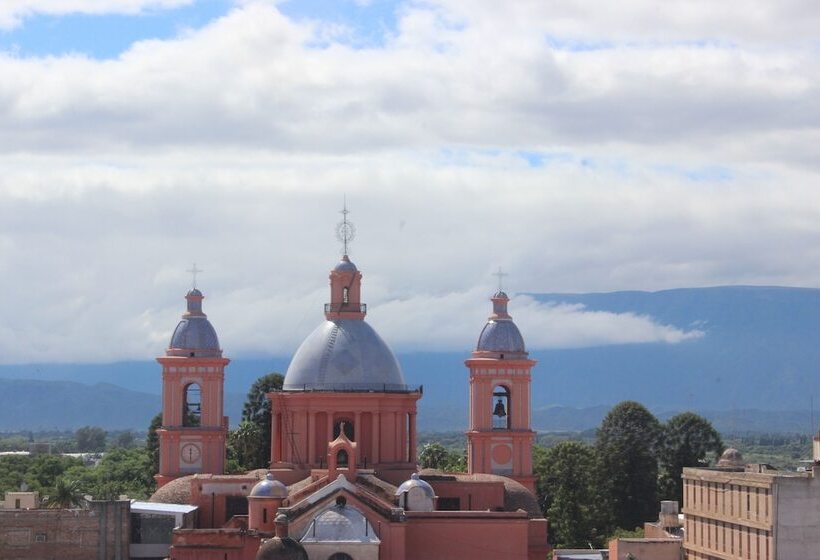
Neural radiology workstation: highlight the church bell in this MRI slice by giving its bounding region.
[493,398,507,418]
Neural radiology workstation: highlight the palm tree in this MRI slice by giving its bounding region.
[47,477,85,509]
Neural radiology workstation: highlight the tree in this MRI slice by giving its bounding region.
[228,421,264,472]
[47,477,85,509]
[659,412,723,502]
[75,426,106,452]
[241,373,284,469]
[596,401,661,532]
[114,431,135,449]
[419,442,449,469]
[145,412,162,478]
[535,441,603,548]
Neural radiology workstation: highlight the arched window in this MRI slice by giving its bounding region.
[329,554,353,560]
[492,385,510,429]
[333,420,355,441]
[343,287,350,304]
[183,383,201,427]
[337,449,349,468]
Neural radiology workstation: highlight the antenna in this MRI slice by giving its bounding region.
[187,263,202,290]
[335,197,356,256]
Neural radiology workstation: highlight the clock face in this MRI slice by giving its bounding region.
[180,443,201,464]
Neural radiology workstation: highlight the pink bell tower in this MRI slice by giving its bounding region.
[466,286,537,492]
[155,280,229,488]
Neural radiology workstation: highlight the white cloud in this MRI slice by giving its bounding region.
[0,2,815,363]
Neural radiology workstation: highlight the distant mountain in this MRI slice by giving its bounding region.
[1,286,820,433]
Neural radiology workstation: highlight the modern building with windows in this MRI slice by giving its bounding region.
[683,448,820,560]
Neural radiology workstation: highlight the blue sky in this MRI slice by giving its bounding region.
[0,0,402,58]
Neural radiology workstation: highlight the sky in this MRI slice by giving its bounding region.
[0,0,818,364]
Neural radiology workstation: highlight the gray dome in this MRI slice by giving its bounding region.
[334,256,358,272]
[250,473,288,499]
[167,289,221,358]
[395,473,435,498]
[284,319,405,391]
[169,317,220,356]
[476,320,526,353]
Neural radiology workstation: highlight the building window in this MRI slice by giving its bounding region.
[34,533,47,542]
[183,383,201,427]
[492,385,510,429]
[342,287,350,304]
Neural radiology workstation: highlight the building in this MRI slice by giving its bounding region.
[148,216,549,560]
[0,498,130,560]
[683,447,820,560]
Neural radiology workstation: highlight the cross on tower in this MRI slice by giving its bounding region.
[336,196,356,256]
[493,267,508,292]
[187,263,203,289]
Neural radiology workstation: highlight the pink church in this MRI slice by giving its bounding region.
[149,223,549,560]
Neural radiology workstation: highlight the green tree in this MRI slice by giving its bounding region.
[145,412,162,478]
[228,421,264,472]
[596,401,661,532]
[47,477,85,509]
[659,412,723,502]
[535,441,602,548]
[419,442,449,469]
[113,431,135,449]
[241,373,284,469]
[75,426,107,452]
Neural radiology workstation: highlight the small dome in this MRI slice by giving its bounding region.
[256,537,308,560]
[284,320,405,391]
[476,320,526,354]
[167,289,221,358]
[300,504,379,543]
[717,448,744,468]
[334,255,358,272]
[148,475,195,504]
[395,473,435,498]
[250,473,288,499]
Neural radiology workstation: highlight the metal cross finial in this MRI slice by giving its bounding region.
[335,196,356,256]
[187,263,202,289]
[493,267,508,292]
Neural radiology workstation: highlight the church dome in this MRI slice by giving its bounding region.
[334,255,358,272]
[250,473,288,499]
[477,320,526,353]
[167,289,222,358]
[475,291,527,356]
[284,320,405,391]
[256,537,308,560]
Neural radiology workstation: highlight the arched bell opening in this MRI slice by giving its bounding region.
[492,385,510,430]
[183,383,202,427]
[337,449,349,468]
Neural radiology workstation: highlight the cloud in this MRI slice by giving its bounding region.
[368,290,702,353]
[0,2,815,363]
[0,0,195,29]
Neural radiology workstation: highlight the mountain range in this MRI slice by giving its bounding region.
[2,286,819,434]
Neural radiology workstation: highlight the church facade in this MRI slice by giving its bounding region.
[149,230,549,560]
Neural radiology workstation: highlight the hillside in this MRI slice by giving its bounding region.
[1,286,820,433]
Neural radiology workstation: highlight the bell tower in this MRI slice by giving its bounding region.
[466,289,536,491]
[155,284,229,488]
